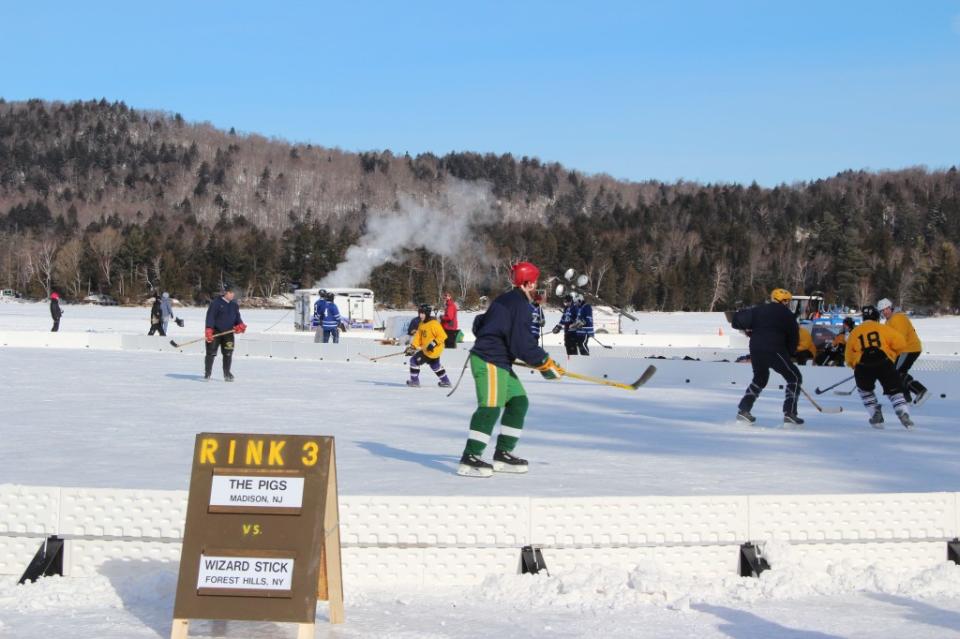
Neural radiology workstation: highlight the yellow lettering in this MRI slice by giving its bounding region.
[199,438,218,464]
[268,440,286,466]
[242,524,252,535]
[241,524,262,536]
[301,441,319,466]
[228,439,236,464]
[245,440,264,465]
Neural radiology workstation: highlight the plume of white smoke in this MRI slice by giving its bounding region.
[319,180,496,288]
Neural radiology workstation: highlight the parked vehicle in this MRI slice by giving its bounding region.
[83,293,118,306]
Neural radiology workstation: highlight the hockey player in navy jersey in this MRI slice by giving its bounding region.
[571,293,593,355]
[458,262,565,478]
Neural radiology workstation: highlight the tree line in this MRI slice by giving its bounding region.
[1,98,958,311]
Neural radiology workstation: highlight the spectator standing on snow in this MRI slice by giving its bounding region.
[440,292,459,348]
[733,288,804,426]
[50,292,62,332]
[148,295,165,336]
[204,285,246,381]
[160,292,176,334]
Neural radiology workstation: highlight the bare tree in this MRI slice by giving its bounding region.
[856,276,873,308]
[88,227,123,288]
[708,260,730,312]
[27,233,60,296]
[53,237,85,298]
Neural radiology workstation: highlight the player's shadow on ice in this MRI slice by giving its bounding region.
[866,592,960,634]
[692,603,843,638]
[357,440,459,474]
[165,373,208,382]
[357,379,413,388]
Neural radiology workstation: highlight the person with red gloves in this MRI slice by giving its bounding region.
[457,261,565,478]
[204,284,246,382]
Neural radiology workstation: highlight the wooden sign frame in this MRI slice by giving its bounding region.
[171,433,344,638]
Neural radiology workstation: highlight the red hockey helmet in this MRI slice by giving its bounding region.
[511,262,540,287]
[50,292,59,300]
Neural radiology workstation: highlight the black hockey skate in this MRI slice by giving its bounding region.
[736,409,756,424]
[869,407,884,429]
[457,453,493,478]
[493,449,529,474]
[438,379,452,388]
[783,413,805,427]
[224,372,235,382]
[406,379,420,387]
[897,411,914,429]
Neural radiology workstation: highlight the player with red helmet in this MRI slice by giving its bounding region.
[458,261,565,477]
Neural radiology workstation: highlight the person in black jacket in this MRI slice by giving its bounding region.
[458,262,565,478]
[50,292,62,332]
[204,285,247,381]
[148,295,165,336]
[735,288,804,426]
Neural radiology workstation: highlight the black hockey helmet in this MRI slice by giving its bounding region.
[842,317,855,330]
[861,305,880,322]
[324,291,335,301]
[418,303,432,318]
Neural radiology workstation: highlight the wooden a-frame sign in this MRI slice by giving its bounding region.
[171,433,344,639]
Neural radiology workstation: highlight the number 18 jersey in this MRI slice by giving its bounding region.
[845,320,907,368]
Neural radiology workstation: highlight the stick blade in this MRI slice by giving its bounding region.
[819,406,843,414]
[630,365,657,390]
[814,387,826,395]
[169,339,180,348]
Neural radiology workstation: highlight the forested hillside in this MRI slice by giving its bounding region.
[1,98,958,311]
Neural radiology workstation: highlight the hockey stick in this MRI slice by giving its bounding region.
[518,363,656,391]
[363,350,408,362]
[169,329,234,349]
[814,374,854,395]
[800,387,843,413]
[590,335,613,350]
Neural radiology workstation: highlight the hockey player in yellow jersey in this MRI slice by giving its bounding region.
[404,304,452,387]
[877,297,928,405]
[845,305,912,429]
[795,326,817,365]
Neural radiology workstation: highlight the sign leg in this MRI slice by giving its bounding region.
[170,618,189,639]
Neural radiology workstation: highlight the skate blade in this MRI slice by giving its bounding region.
[870,422,885,429]
[736,416,757,426]
[782,422,805,430]
[457,464,493,478]
[493,461,529,474]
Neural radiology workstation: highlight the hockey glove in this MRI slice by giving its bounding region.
[404,345,417,356]
[535,357,565,380]
[205,327,214,343]
[569,320,585,331]
[427,340,438,351]
[233,322,247,334]
[551,324,562,334]
[339,321,348,332]
[175,317,185,327]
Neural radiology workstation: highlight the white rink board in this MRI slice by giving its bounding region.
[2,485,959,584]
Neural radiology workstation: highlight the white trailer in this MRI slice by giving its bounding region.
[294,287,375,330]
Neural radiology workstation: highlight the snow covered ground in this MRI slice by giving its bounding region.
[2,301,960,638]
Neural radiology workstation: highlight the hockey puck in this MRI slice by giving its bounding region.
[779,385,783,390]
[941,393,947,398]
[685,379,690,383]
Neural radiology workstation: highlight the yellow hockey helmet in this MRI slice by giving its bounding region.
[770,288,792,303]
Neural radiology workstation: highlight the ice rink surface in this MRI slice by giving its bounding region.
[2,302,960,638]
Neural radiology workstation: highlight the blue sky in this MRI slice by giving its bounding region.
[2,1,959,186]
